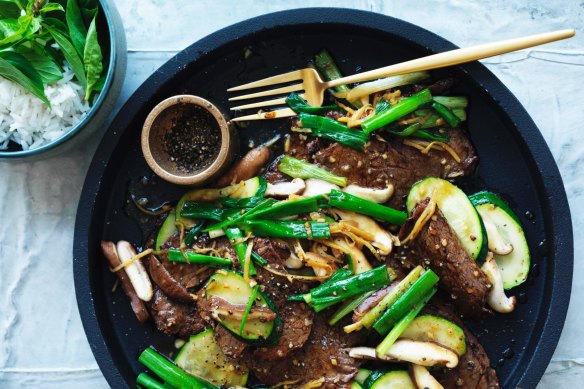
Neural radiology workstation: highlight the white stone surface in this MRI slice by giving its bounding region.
[0,0,582,387]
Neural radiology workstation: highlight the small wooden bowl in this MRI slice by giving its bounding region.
[141,95,237,186]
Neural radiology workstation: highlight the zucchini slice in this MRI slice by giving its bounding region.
[204,270,277,341]
[469,191,530,289]
[175,329,249,387]
[366,370,416,389]
[406,177,488,263]
[354,368,372,385]
[155,212,176,250]
[399,314,466,356]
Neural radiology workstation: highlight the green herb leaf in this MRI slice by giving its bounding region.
[44,23,86,88]
[0,15,31,49]
[17,43,63,83]
[83,13,102,100]
[0,18,20,39]
[78,0,98,27]
[0,55,49,105]
[0,2,21,19]
[66,0,87,57]
[43,17,68,34]
[41,3,64,13]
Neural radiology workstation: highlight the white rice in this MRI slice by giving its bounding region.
[0,63,90,151]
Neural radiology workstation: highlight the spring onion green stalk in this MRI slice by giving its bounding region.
[432,101,461,128]
[240,285,260,335]
[286,92,340,115]
[138,347,217,389]
[290,266,393,311]
[288,268,353,302]
[386,122,422,138]
[184,222,204,247]
[433,96,468,109]
[373,269,439,335]
[328,189,407,225]
[346,71,431,102]
[415,129,450,142]
[314,49,350,94]
[375,288,437,355]
[244,220,330,239]
[180,202,240,221]
[248,195,328,220]
[375,98,391,114]
[360,266,424,329]
[278,155,347,187]
[167,249,233,268]
[219,177,268,208]
[251,252,267,266]
[203,198,277,231]
[298,113,369,150]
[361,89,433,134]
[225,227,256,275]
[137,373,166,389]
[328,290,375,325]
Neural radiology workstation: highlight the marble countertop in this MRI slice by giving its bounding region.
[1,1,582,388]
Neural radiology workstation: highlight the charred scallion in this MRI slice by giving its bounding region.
[299,113,368,150]
[247,195,328,220]
[286,92,340,115]
[361,89,433,134]
[328,189,407,225]
[225,227,256,275]
[244,219,331,239]
[432,101,461,128]
[167,249,233,268]
[180,202,240,221]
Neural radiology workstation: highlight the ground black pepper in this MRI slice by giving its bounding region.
[165,104,220,173]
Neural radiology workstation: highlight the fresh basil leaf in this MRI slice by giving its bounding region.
[0,2,21,19]
[0,19,20,39]
[0,55,49,105]
[41,3,64,13]
[43,17,68,34]
[7,0,25,10]
[83,13,102,100]
[66,0,86,57]
[0,15,31,49]
[44,23,86,88]
[17,43,63,83]
[78,0,98,27]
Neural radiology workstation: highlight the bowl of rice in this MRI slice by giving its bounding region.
[0,0,126,160]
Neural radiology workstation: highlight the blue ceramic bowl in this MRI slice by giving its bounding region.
[0,0,127,161]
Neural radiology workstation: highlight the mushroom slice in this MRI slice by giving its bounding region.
[284,250,304,269]
[349,340,459,368]
[266,178,306,198]
[482,214,514,255]
[302,178,340,197]
[336,210,394,255]
[410,364,444,389]
[333,237,372,274]
[343,184,394,204]
[482,252,517,313]
[116,241,153,302]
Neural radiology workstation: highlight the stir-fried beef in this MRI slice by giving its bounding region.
[268,132,477,208]
[147,255,193,303]
[399,198,491,318]
[214,324,247,359]
[253,301,314,361]
[148,288,206,338]
[245,315,362,388]
[158,233,224,290]
[423,301,500,389]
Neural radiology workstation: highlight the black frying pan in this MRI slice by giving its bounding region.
[73,8,573,389]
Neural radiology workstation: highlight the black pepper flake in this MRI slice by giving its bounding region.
[165,104,221,173]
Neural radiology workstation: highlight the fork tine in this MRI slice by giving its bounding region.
[228,84,303,102]
[230,94,305,111]
[227,70,303,92]
[231,108,296,122]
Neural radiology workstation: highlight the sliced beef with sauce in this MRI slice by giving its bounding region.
[398,198,491,318]
[214,324,247,359]
[245,314,362,388]
[423,301,500,389]
[253,301,314,361]
[148,288,207,338]
[269,131,477,208]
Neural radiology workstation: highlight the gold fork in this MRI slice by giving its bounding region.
[228,29,574,121]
